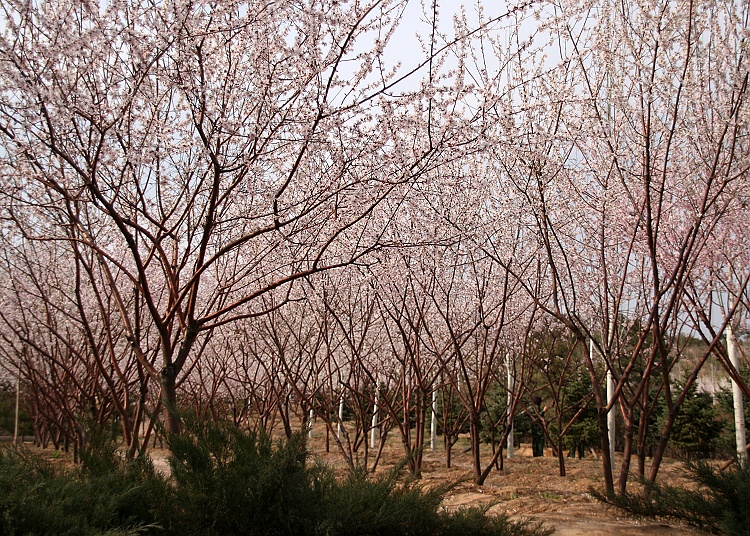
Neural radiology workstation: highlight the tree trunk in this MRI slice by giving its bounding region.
[648,409,678,485]
[160,366,181,436]
[557,437,566,477]
[412,404,426,477]
[470,410,482,484]
[597,407,615,497]
[636,382,650,478]
[618,411,634,493]
[476,423,512,485]
[445,434,456,468]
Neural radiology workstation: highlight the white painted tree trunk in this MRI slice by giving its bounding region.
[606,321,616,465]
[370,388,379,449]
[591,337,616,464]
[308,408,314,439]
[507,353,514,459]
[337,395,344,440]
[727,323,748,466]
[430,389,438,451]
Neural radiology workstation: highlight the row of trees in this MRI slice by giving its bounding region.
[0,0,749,497]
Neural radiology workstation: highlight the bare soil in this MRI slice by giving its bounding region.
[303,426,706,536]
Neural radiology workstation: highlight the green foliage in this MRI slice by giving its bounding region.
[593,460,750,535]
[0,445,167,536]
[480,382,507,446]
[439,507,551,536]
[0,381,32,437]
[437,385,470,438]
[166,420,326,535]
[319,462,446,536]
[0,420,551,536]
[512,409,533,444]
[716,363,750,456]
[319,463,552,536]
[554,372,598,458]
[665,385,725,458]
[166,420,547,536]
[79,421,129,476]
[633,382,666,458]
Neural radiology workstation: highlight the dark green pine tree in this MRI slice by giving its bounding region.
[667,384,725,459]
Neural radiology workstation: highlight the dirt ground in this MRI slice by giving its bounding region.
[424,451,702,536]
[301,425,706,536]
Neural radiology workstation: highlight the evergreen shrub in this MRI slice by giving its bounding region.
[0,445,166,536]
[0,420,552,536]
[593,460,750,535]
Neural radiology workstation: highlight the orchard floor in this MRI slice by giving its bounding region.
[299,425,706,536]
[422,451,702,535]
